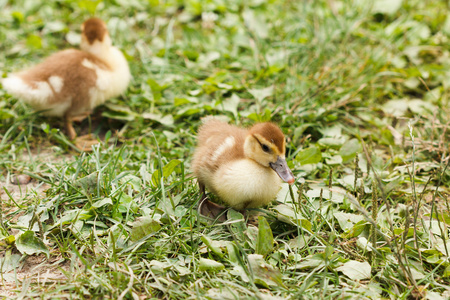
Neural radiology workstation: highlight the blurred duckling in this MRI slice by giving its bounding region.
[192,119,295,219]
[2,17,131,150]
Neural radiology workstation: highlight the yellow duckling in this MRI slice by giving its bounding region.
[192,119,295,214]
[2,18,131,147]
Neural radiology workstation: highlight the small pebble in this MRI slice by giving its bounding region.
[11,174,32,185]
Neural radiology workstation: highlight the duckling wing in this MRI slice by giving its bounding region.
[193,120,247,172]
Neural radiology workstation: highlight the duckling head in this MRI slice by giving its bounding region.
[80,18,111,56]
[244,123,295,185]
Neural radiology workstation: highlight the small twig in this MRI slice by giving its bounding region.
[289,185,297,209]
[371,180,378,264]
[319,188,323,211]
[297,183,304,206]
[0,195,5,232]
[353,155,359,197]
[328,169,333,201]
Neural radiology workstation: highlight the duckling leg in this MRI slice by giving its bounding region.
[199,199,228,223]
[197,183,227,222]
[65,115,78,141]
[199,183,207,201]
[65,112,99,151]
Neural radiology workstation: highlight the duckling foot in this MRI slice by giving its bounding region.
[198,199,228,223]
[242,209,262,226]
[75,134,99,151]
[65,112,92,140]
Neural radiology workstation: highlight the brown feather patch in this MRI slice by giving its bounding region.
[249,123,285,154]
[82,18,107,44]
[18,49,111,116]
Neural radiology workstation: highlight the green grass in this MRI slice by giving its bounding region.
[1,0,450,299]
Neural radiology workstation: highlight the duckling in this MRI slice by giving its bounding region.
[192,119,295,216]
[2,17,131,149]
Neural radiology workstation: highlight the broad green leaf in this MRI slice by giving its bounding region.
[248,86,273,102]
[408,99,436,115]
[382,99,409,117]
[0,250,21,273]
[11,11,24,23]
[276,182,298,203]
[103,103,137,121]
[334,212,365,232]
[147,79,164,102]
[372,0,403,15]
[201,235,224,258]
[288,235,309,250]
[5,235,15,245]
[336,260,371,280]
[246,108,272,122]
[142,113,174,126]
[342,220,368,238]
[149,260,171,274]
[174,97,196,106]
[0,225,8,240]
[78,0,101,14]
[15,231,49,258]
[256,216,273,256]
[75,172,98,192]
[242,9,268,39]
[117,194,138,214]
[230,265,250,282]
[162,159,181,178]
[227,210,246,241]
[356,237,373,252]
[248,254,285,288]
[443,265,450,278]
[325,155,343,165]
[120,174,142,192]
[296,146,322,165]
[324,245,334,259]
[273,204,312,231]
[151,170,161,187]
[221,94,240,118]
[92,198,113,209]
[130,216,161,242]
[26,34,42,49]
[43,21,66,33]
[444,15,450,36]
[0,108,16,120]
[183,50,199,61]
[207,288,239,299]
[339,139,361,162]
[199,258,225,272]
[318,137,346,147]
[66,31,80,45]
[245,226,258,250]
[152,160,181,186]
[288,254,325,270]
[226,242,240,265]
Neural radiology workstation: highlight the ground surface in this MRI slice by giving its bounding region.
[1,0,450,299]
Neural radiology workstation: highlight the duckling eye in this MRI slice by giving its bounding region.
[261,144,270,153]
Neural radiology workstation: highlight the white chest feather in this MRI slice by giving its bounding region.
[211,159,281,209]
[82,47,131,109]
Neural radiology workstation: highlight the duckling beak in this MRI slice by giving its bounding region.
[269,156,295,185]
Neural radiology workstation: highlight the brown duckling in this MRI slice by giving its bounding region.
[2,18,131,149]
[192,119,295,219]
